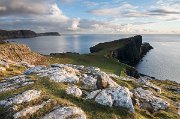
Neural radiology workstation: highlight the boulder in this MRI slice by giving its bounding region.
[133,88,169,112]
[88,86,134,112]
[66,86,82,97]
[96,75,108,89]
[81,76,97,89]
[95,72,119,88]
[49,71,79,84]
[41,106,86,119]
[95,90,113,107]
[86,90,101,99]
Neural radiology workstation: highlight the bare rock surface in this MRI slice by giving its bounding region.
[86,90,101,99]
[0,44,45,64]
[0,75,34,93]
[109,74,135,81]
[24,65,47,75]
[87,86,134,112]
[41,106,86,119]
[133,88,169,112]
[138,77,161,93]
[166,86,180,94]
[80,75,97,90]
[66,86,82,97]
[0,90,41,106]
[13,99,52,119]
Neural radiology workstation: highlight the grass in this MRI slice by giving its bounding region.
[0,42,179,118]
[45,53,132,76]
[0,61,180,119]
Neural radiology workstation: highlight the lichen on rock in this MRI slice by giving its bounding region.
[41,106,86,119]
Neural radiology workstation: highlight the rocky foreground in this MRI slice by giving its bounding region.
[0,58,179,119]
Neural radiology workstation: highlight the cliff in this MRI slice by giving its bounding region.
[0,43,45,64]
[90,35,153,65]
[0,30,37,40]
[0,30,60,40]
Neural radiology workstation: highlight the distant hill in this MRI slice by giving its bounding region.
[38,32,60,36]
[0,30,60,40]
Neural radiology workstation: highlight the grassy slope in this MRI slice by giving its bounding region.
[0,42,179,119]
[46,53,131,76]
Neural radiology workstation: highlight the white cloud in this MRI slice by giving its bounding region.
[68,18,80,31]
[87,4,137,16]
[87,0,180,21]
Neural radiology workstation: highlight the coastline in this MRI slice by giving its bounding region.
[0,35,179,119]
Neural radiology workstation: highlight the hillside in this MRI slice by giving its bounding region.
[0,30,60,40]
[0,37,179,119]
[0,43,45,64]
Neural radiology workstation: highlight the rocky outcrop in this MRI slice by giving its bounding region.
[0,75,34,93]
[41,106,86,119]
[13,99,52,119]
[88,86,134,112]
[140,42,153,58]
[66,86,82,97]
[0,43,45,64]
[90,35,153,65]
[132,88,169,112]
[138,76,161,93]
[0,90,41,106]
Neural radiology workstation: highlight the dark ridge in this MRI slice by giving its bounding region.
[0,29,60,40]
[90,35,153,66]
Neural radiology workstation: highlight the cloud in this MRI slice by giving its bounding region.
[59,0,76,4]
[0,0,71,32]
[0,0,179,34]
[0,0,54,16]
[87,4,137,16]
[87,0,180,21]
[68,18,80,31]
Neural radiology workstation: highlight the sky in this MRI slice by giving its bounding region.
[0,0,180,34]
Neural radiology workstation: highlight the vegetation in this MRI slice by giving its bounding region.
[0,43,179,119]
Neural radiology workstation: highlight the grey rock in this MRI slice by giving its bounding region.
[133,88,169,112]
[66,86,82,97]
[41,106,86,119]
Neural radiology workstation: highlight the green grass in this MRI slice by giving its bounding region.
[46,53,132,76]
[0,48,180,118]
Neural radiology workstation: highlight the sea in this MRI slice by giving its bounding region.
[6,34,180,83]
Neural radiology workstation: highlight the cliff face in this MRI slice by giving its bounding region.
[90,35,153,65]
[0,30,60,40]
[0,43,45,64]
[0,30,37,40]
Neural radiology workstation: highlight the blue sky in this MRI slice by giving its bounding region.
[0,0,180,34]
